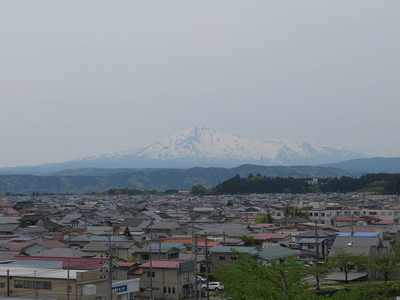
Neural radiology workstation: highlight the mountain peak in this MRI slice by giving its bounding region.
[81,127,367,168]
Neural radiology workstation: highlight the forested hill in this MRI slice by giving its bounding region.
[211,173,400,195]
[0,165,357,194]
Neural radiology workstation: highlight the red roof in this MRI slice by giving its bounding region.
[256,223,276,228]
[335,217,364,222]
[1,207,19,214]
[131,268,143,275]
[372,220,393,225]
[117,262,138,267]
[0,235,19,239]
[197,241,220,247]
[140,260,187,269]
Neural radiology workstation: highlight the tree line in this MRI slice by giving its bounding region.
[191,173,400,195]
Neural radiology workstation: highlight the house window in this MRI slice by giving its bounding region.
[0,283,5,288]
[15,280,52,290]
[321,213,325,217]
[231,257,237,260]
[141,254,149,260]
[381,212,386,216]
[276,212,281,217]
[219,256,226,261]
[164,287,166,293]
[168,287,171,293]
[184,272,189,279]
[388,212,393,216]
[168,253,178,259]
[173,287,175,293]
[146,271,155,278]
[369,212,377,216]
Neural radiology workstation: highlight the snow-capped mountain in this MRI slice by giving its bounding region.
[86,127,366,167]
[0,127,368,175]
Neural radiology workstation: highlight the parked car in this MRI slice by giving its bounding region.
[196,276,207,283]
[202,282,224,291]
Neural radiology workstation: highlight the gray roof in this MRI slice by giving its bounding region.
[121,218,148,227]
[0,250,22,261]
[0,224,20,232]
[32,248,95,258]
[297,238,326,244]
[209,246,258,254]
[296,230,338,239]
[329,236,382,256]
[139,220,181,230]
[259,246,299,261]
[82,241,139,252]
[135,246,179,254]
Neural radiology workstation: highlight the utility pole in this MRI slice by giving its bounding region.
[205,233,210,300]
[314,221,319,263]
[34,270,38,300]
[149,217,154,300]
[108,233,114,300]
[194,233,198,300]
[6,270,9,297]
[67,259,70,300]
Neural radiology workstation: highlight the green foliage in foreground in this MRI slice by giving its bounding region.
[217,253,312,300]
[215,250,400,300]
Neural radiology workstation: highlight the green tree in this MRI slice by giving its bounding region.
[266,211,274,223]
[19,216,27,228]
[238,235,255,246]
[369,251,398,284]
[254,214,267,224]
[123,226,132,239]
[191,184,207,195]
[330,247,367,282]
[306,261,334,290]
[217,252,313,300]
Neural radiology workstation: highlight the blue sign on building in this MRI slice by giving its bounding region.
[112,285,128,293]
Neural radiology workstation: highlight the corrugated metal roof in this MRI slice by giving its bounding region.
[139,260,185,269]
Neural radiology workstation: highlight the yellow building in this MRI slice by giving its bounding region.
[0,265,112,299]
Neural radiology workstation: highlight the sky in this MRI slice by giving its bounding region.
[1,1,399,168]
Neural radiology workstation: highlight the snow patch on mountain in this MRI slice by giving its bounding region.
[84,127,366,165]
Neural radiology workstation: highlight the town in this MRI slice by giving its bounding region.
[0,191,399,299]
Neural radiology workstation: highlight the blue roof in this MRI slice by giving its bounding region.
[338,232,379,237]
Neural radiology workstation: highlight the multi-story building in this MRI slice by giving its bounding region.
[137,260,195,300]
[0,264,110,299]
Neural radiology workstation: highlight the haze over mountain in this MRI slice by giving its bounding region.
[0,127,366,175]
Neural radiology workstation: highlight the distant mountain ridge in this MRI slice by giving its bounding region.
[0,127,367,175]
[0,165,360,194]
[321,157,400,173]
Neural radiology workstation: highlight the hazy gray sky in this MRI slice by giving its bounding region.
[1,1,399,167]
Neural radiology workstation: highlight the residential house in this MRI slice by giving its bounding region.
[81,240,142,261]
[249,233,291,248]
[208,246,259,272]
[135,246,180,263]
[137,260,195,300]
[259,246,300,263]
